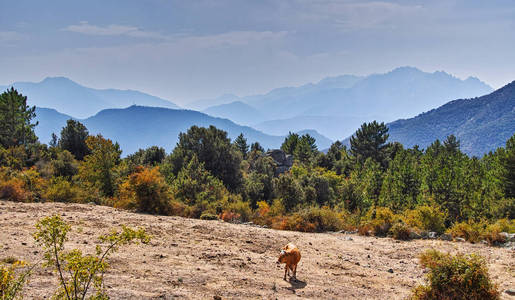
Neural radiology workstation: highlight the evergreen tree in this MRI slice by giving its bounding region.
[170,125,242,191]
[127,146,166,166]
[294,135,317,164]
[49,133,58,148]
[443,134,460,153]
[58,119,90,160]
[78,135,122,197]
[281,132,299,155]
[171,154,227,208]
[504,134,515,198]
[350,121,390,168]
[0,87,38,147]
[234,133,249,159]
[250,142,264,153]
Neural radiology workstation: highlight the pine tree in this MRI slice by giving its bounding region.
[504,134,515,198]
[281,132,299,155]
[58,119,90,160]
[0,87,38,147]
[350,121,389,167]
[234,133,249,159]
[250,142,264,153]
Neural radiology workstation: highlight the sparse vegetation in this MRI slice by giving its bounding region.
[0,259,32,300]
[411,250,500,300]
[33,215,150,299]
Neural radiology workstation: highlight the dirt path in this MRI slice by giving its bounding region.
[1,200,513,299]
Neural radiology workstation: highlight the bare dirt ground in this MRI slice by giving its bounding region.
[1,200,514,299]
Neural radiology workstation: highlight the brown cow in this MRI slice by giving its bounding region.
[277,243,301,280]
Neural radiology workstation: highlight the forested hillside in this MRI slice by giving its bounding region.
[34,106,333,154]
[388,80,515,156]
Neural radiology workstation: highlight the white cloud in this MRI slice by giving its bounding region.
[63,21,169,40]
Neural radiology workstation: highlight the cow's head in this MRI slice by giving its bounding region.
[277,249,288,264]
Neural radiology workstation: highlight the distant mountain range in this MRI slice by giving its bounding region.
[197,67,493,140]
[35,106,333,155]
[7,67,510,157]
[386,81,515,157]
[0,77,179,119]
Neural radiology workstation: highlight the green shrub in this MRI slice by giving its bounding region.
[200,213,219,220]
[488,218,515,233]
[359,207,398,236]
[390,222,412,240]
[43,176,79,202]
[224,199,252,222]
[0,259,32,300]
[33,215,150,299]
[282,206,348,233]
[411,250,499,300]
[446,221,485,243]
[481,219,513,246]
[404,205,447,234]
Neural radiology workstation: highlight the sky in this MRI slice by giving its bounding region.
[1,0,515,105]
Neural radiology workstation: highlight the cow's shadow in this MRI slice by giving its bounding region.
[286,277,307,290]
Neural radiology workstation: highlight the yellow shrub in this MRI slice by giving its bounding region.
[482,219,514,245]
[359,207,399,236]
[43,177,79,203]
[281,206,346,233]
[446,221,485,243]
[411,250,499,300]
[0,259,30,299]
[404,205,447,234]
[116,166,171,215]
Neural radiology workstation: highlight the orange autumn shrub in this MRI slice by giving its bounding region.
[0,178,30,202]
[220,211,241,222]
[116,166,171,215]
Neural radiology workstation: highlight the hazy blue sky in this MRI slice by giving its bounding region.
[1,0,514,104]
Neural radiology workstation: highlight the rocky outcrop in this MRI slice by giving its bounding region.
[266,149,293,175]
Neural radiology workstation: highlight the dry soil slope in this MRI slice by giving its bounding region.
[0,201,513,299]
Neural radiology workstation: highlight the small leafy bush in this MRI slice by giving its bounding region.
[0,178,30,202]
[404,205,447,234]
[446,221,485,243]
[411,250,499,300]
[43,176,79,203]
[200,213,219,220]
[390,222,412,240]
[0,259,32,300]
[481,219,514,246]
[116,166,172,215]
[221,199,252,222]
[33,215,150,299]
[220,211,241,223]
[359,207,398,236]
[281,206,347,233]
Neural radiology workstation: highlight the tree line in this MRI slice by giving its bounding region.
[0,87,513,243]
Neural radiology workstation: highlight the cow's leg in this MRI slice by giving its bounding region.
[284,265,288,280]
[293,264,297,279]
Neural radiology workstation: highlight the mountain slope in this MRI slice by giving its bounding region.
[202,101,265,125]
[199,67,492,139]
[2,77,179,118]
[308,67,493,121]
[386,80,515,156]
[254,115,379,141]
[35,106,332,155]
